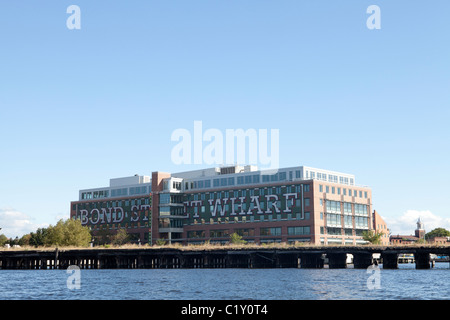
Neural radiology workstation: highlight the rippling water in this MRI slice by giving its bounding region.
[1,263,449,300]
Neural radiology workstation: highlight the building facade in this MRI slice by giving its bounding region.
[389,218,426,244]
[70,175,153,244]
[373,210,390,245]
[71,165,377,246]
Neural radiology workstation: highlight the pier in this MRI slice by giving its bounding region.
[0,245,449,270]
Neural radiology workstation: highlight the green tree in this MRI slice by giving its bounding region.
[29,228,49,247]
[0,234,8,246]
[362,230,383,245]
[45,219,91,247]
[93,225,112,246]
[229,232,247,245]
[111,228,130,246]
[425,228,450,240]
[18,234,32,246]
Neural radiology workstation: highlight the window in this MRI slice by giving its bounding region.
[305,198,310,207]
[326,213,342,227]
[235,228,255,237]
[343,202,352,214]
[319,185,323,192]
[260,227,282,236]
[344,215,353,227]
[220,178,227,187]
[210,229,229,238]
[326,200,341,213]
[327,227,341,235]
[288,226,310,235]
[160,194,171,204]
[355,204,368,215]
[355,216,368,229]
[188,231,205,238]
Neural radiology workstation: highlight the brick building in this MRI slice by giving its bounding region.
[71,165,380,246]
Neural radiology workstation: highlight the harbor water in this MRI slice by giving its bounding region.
[1,263,449,300]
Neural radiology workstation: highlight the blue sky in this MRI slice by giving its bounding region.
[0,1,449,238]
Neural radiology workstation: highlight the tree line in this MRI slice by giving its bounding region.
[0,219,134,248]
[363,227,450,245]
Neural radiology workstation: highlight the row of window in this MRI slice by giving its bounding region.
[325,213,369,228]
[319,185,368,198]
[186,172,294,190]
[74,198,151,210]
[321,227,367,236]
[81,186,150,200]
[305,171,354,185]
[190,212,311,224]
[188,184,310,202]
[187,226,311,238]
[323,200,368,216]
[187,169,355,191]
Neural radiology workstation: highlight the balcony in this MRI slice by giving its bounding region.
[159,227,184,233]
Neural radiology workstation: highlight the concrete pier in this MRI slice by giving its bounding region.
[353,252,374,269]
[381,252,399,269]
[327,253,348,269]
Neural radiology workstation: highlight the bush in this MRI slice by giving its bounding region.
[229,233,247,245]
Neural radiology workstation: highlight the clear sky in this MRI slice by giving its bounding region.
[0,1,449,238]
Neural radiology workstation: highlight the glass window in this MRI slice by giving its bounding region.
[260,227,281,236]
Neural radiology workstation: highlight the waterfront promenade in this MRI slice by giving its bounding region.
[1,245,449,270]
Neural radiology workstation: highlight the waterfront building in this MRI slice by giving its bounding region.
[70,175,152,244]
[70,165,378,246]
[373,210,389,245]
[389,218,426,244]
